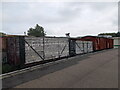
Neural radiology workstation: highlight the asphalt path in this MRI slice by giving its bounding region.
[2,49,118,88]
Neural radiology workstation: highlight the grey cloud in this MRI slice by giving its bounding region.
[2,2,118,36]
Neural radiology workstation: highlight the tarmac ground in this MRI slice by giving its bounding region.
[2,48,118,88]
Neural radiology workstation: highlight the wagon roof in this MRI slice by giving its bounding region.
[81,35,113,40]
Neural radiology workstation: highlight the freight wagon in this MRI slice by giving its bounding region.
[0,36,7,64]
[80,36,113,51]
[69,38,93,56]
[25,37,93,64]
[1,35,113,73]
[25,37,69,64]
[0,36,25,65]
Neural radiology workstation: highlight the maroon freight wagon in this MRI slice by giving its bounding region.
[1,36,25,65]
[0,37,7,63]
[80,36,113,51]
[0,36,7,51]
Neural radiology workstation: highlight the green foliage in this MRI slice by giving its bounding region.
[98,32,120,37]
[27,24,46,37]
[116,32,120,37]
[0,32,6,36]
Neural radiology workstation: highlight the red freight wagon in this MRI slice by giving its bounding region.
[105,38,113,49]
[80,36,113,51]
[80,36,99,51]
[110,39,113,48]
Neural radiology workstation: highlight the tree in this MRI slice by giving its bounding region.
[116,32,120,37]
[98,32,120,37]
[27,24,46,37]
[0,32,6,36]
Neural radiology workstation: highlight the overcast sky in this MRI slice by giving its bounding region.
[1,1,118,37]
